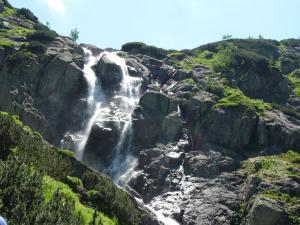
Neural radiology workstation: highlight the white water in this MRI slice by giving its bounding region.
[65,48,180,225]
[73,48,105,160]
[103,52,142,183]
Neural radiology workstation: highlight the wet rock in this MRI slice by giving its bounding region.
[96,54,123,94]
[83,120,123,169]
[156,64,175,85]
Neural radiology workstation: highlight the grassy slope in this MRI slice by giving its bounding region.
[0,112,143,225]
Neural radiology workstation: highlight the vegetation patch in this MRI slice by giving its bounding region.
[26,41,46,54]
[16,8,38,22]
[0,39,14,48]
[287,73,300,96]
[42,176,117,225]
[0,112,145,225]
[213,87,272,116]
[6,50,36,66]
[242,151,300,224]
[0,6,16,17]
[0,26,33,39]
[27,30,57,43]
[244,150,300,181]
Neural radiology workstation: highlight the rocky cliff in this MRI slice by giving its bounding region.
[0,1,299,225]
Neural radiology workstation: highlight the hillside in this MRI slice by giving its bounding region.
[0,0,299,225]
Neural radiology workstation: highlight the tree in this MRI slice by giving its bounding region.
[222,34,232,40]
[70,28,79,42]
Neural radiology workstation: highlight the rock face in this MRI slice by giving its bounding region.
[96,54,123,95]
[132,91,182,150]
[0,36,87,144]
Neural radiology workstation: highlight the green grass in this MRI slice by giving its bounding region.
[59,149,77,159]
[287,73,300,96]
[173,50,218,70]
[245,150,300,181]
[0,26,33,39]
[213,87,272,116]
[0,7,16,17]
[0,39,14,48]
[42,176,117,225]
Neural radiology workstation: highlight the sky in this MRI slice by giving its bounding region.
[9,0,300,50]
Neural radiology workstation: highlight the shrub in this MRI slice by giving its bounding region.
[66,176,83,189]
[6,50,36,67]
[287,73,300,96]
[121,42,168,59]
[16,8,38,22]
[34,22,50,31]
[26,41,46,54]
[214,48,272,75]
[0,39,14,48]
[281,39,300,48]
[213,87,272,116]
[27,30,57,43]
[59,149,76,159]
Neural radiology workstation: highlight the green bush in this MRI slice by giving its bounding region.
[16,8,38,22]
[6,50,36,67]
[34,22,50,31]
[214,47,271,75]
[26,41,46,54]
[213,87,272,116]
[287,73,300,96]
[281,39,300,48]
[121,42,168,59]
[66,176,83,189]
[27,30,57,43]
[0,112,144,225]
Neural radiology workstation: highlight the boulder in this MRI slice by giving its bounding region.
[96,54,123,94]
[247,197,290,225]
[133,91,180,149]
[280,57,298,75]
[83,120,123,169]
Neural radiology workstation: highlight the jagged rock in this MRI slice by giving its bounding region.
[256,110,300,150]
[96,54,123,94]
[132,91,181,149]
[204,106,258,150]
[233,67,291,103]
[280,57,298,74]
[156,64,175,85]
[80,43,103,56]
[172,69,191,81]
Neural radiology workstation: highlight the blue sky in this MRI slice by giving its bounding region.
[9,0,300,50]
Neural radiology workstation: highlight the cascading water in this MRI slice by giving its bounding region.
[63,48,180,225]
[102,52,142,183]
[67,48,105,160]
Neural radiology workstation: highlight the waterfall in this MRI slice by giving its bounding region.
[63,48,179,225]
[102,52,142,184]
[67,48,105,160]
[62,48,141,183]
